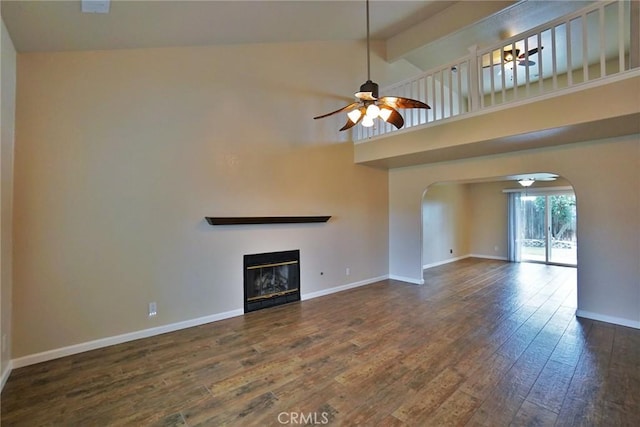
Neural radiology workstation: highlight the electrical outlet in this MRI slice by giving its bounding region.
[346,267,350,276]
[148,302,157,317]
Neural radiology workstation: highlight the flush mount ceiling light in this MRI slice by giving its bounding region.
[518,178,535,187]
[313,0,430,131]
[81,0,110,14]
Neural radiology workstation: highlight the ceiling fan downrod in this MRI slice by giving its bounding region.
[313,0,431,131]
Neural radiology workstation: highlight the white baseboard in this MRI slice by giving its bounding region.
[302,275,388,300]
[1,361,12,392]
[421,254,508,271]
[423,255,471,270]
[576,309,640,329]
[11,275,392,370]
[469,254,509,261]
[389,275,424,285]
[11,309,244,369]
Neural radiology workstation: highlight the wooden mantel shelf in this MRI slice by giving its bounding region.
[205,216,331,226]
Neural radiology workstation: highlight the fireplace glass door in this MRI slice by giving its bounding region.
[244,250,300,312]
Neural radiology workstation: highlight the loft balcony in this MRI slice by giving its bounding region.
[354,0,640,168]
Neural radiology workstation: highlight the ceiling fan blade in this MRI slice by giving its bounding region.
[340,119,359,131]
[339,107,366,131]
[519,46,543,59]
[380,96,430,110]
[518,59,536,67]
[382,106,404,129]
[483,60,504,69]
[313,102,359,120]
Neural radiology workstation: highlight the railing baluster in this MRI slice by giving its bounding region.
[619,0,626,72]
[500,49,507,103]
[538,31,544,93]
[409,80,418,126]
[409,81,415,127]
[421,74,425,125]
[448,67,453,118]
[468,63,472,112]
[567,18,573,87]
[480,54,486,109]
[632,0,640,69]
[552,25,558,91]
[582,13,589,82]
[467,44,480,112]
[512,41,518,100]
[459,62,464,113]
[599,5,606,78]
[413,80,421,126]
[489,52,495,106]
[424,73,430,123]
[439,69,444,121]
[524,37,531,97]
[431,69,437,120]
[417,76,422,125]
[401,83,408,129]
[404,81,410,129]
[413,80,418,126]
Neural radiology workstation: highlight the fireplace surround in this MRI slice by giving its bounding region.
[244,250,300,313]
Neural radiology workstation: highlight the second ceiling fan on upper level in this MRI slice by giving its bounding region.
[484,46,544,69]
[314,0,430,132]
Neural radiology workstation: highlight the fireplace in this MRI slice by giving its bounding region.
[244,250,300,313]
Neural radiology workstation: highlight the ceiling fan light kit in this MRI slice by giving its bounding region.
[314,0,430,132]
[486,46,544,69]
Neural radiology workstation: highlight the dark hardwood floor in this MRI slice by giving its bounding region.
[2,258,639,426]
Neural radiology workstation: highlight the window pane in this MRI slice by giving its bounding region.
[521,195,546,262]
[549,194,577,265]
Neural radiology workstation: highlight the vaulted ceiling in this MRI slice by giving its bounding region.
[2,0,593,70]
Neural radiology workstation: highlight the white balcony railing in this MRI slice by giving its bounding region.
[354,0,638,142]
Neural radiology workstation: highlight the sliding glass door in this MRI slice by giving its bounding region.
[520,192,577,266]
[548,194,577,264]
[521,195,547,262]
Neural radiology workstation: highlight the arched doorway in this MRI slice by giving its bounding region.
[421,173,577,270]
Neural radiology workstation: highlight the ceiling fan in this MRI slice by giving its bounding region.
[314,0,430,131]
[484,46,544,68]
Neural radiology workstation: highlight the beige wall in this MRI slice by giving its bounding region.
[1,18,16,385]
[12,41,418,359]
[390,136,640,327]
[467,181,508,259]
[422,183,470,267]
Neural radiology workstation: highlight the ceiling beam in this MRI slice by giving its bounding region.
[385,1,516,63]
